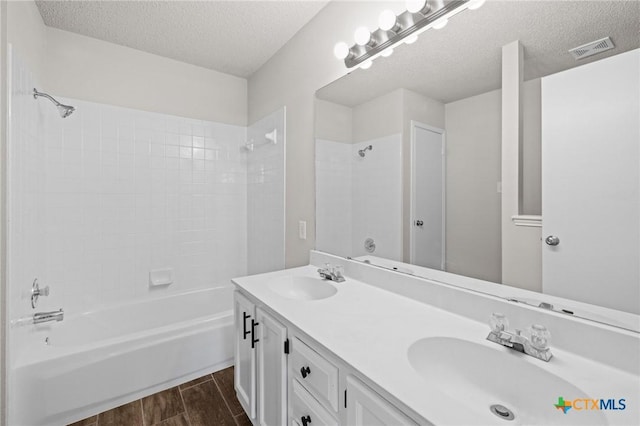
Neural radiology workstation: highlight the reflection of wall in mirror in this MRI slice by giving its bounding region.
[315,136,402,261]
[315,80,543,286]
[316,94,403,261]
[444,79,542,285]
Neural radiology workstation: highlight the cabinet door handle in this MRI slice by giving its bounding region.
[242,312,251,340]
[301,415,311,426]
[251,319,259,349]
[300,366,311,378]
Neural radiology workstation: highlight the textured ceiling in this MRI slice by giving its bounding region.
[36,0,329,78]
[317,0,640,106]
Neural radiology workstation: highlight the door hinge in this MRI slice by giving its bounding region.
[284,338,290,354]
[344,389,347,408]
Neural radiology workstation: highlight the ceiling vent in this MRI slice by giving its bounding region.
[569,37,615,60]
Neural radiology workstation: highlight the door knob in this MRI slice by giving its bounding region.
[545,235,560,246]
[415,220,424,227]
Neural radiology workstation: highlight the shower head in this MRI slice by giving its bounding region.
[358,145,373,157]
[57,104,76,118]
[33,88,75,118]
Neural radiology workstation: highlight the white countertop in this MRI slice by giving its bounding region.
[232,265,640,425]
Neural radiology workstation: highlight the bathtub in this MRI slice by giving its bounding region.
[11,285,235,426]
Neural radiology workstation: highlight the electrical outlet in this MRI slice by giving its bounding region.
[298,220,307,240]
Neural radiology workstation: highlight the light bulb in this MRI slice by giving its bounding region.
[354,27,371,46]
[406,0,429,14]
[380,48,394,58]
[379,10,397,31]
[359,60,373,70]
[468,0,486,10]
[433,19,448,30]
[404,34,418,45]
[334,42,350,60]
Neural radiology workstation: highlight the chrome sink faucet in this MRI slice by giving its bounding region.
[317,263,345,282]
[33,309,64,325]
[486,313,553,362]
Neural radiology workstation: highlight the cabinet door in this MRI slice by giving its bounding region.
[256,307,288,426]
[346,376,417,426]
[234,291,256,420]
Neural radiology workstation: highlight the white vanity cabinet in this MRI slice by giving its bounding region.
[346,376,419,426]
[289,336,340,425]
[234,289,422,426]
[234,291,288,426]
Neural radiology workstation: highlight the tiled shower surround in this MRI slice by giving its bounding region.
[316,135,402,260]
[9,49,284,323]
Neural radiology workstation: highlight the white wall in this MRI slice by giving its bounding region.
[501,41,542,292]
[522,79,541,215]
[315,139,352,257]
[445,89,502,282]
[5,1,247,126]
[0,1,8,423]
[444,78,542,284]
[6,1,45,80]
[315,99,352,144]
[44,27,247,126]
[352,89,403,142]
[249,1,404,267]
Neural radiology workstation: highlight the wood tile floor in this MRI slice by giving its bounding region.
[68,366,251,426]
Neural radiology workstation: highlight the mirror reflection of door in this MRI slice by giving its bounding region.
[410,122,445,270]
[542,49,639,314]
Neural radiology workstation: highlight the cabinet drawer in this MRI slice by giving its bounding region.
[291,379,338,426]
[291,337,339,411]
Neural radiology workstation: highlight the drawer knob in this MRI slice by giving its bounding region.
[300,366,311,378]
[301,415,312,426]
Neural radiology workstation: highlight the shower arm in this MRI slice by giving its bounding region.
[33,88,75,118]
[33,88,63,107]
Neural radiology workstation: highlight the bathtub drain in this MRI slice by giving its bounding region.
[490,404,514,421]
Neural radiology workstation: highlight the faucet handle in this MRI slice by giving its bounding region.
[333,264,344,277]
[31,279,50,309]
[528,324,551,351]
[489,313,509,333]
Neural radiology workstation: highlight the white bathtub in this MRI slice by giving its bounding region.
[11,286,235,426]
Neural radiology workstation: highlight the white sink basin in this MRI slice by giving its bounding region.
[407,337,607,425]
[268,276,337,301]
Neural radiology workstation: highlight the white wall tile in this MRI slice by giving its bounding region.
[246,108,285,274]
[315,135,402,261]
[8,49,250,319]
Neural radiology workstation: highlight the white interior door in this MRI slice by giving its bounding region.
[410,122,445,269]
[542,49,639,314]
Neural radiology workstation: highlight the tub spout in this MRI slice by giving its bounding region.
[33,309,64,324]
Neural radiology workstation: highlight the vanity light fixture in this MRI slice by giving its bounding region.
[334,0,486,69]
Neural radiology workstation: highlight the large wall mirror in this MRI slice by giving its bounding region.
[314,1,639,330]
